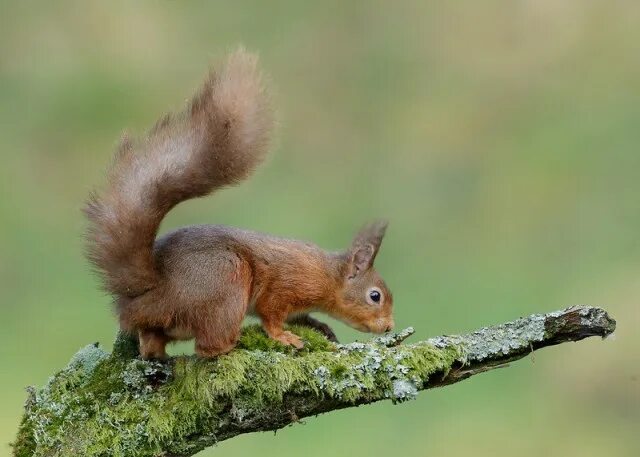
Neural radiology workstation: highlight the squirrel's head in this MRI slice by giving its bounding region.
[335,221,394,334]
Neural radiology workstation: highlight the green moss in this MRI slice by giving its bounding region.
[236,323,335,353]
[112,332,140,359]
[13,326,462,457]
[13,402,36,457]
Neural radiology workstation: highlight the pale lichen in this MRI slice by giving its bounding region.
[427,311,556,363]
[68,343,109,375]
[392,379,418,401]
[372,327,415,347]
[427,313,547,362]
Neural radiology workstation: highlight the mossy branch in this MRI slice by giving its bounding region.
[13,306,615,457]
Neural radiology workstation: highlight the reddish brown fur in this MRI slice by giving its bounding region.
[84,48,394,359]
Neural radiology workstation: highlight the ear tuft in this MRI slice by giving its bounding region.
[346,220,388,278]
[353,220,388,249]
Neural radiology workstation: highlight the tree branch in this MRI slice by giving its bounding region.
[13,306,615,457]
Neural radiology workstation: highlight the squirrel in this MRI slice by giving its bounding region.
[84,48,394,359]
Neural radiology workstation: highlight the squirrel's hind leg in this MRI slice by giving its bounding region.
[193,255,252,358]
[194,297,248,357]
[194,297,246,357]
[138,328,170,360]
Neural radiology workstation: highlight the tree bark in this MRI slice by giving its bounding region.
[13,305,615,457]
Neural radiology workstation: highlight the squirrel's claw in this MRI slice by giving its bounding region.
[283,331,304,349]
[280,330,304,349]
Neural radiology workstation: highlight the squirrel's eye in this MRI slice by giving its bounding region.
[367,288,382,305]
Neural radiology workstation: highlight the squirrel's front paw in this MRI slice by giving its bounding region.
[281,331,304,349]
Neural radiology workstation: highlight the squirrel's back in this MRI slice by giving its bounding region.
[84,48,274,298]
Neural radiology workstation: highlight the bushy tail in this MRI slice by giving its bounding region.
[84,48,273,297]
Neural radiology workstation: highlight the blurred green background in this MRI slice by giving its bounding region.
[1,1,638,456]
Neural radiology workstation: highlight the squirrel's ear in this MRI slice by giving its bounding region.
[346,220,388,279]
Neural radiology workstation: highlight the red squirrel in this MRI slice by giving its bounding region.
[84,48,394,359]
